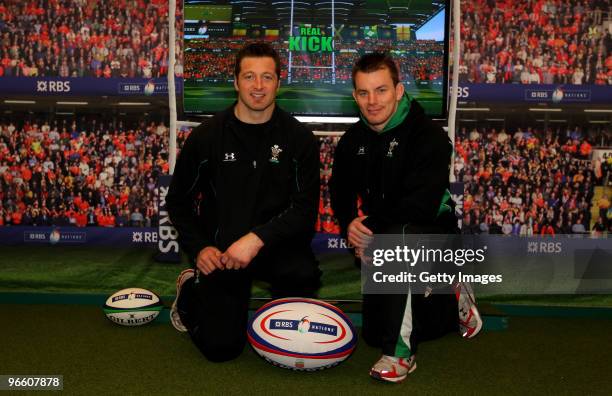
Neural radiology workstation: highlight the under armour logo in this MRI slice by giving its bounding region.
[357,146,366,155]
[224,153,236,162]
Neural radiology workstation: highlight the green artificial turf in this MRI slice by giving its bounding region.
[0,246,182,296]
[2,245,612,308]
[1,304,611,395]
[0,246,361,300]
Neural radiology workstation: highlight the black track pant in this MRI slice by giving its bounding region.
[362,290,459,358]
[176,246,321,362]
[360,222,460,357]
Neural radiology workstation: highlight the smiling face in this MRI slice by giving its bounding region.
[233,56,280,121]
[352,67,404,132]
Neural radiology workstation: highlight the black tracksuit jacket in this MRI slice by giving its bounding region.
[330,99,453,236]
[166,105,319,261]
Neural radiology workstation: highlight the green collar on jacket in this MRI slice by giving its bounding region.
[360,93,410,134]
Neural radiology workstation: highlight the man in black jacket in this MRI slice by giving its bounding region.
[330,53,482,383]
[166,42,321,362]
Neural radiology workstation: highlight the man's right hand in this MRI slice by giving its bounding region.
[196,246,224,275]
[347,216,373,249]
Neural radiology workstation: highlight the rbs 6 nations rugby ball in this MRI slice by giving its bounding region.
[103,288,163,326]
[247,298,357,370]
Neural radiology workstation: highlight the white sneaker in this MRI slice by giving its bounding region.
[369,355,417,383]
[170,268,195,333]
[455,282,482,338]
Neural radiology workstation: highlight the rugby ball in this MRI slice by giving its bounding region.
[247,298,357,370]
[103,288,163,326]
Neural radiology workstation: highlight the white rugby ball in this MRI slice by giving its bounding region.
[247,298,357,370]
[103,288,163,326]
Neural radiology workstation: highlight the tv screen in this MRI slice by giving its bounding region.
[183,0,449,118]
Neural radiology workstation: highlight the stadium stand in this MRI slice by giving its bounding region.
[317,136,341,234]
[455,125,612,235]
[459,0,612,84]
[2,114,608,235]
[0,0,183,78]
[0,116,348,233]
[184,38,443,84]
[0,116,191,227]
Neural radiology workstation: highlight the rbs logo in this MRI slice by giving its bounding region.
[450,86,470,98]
[37,80,71,93]
[527,241,562,254]
[158,186,179,254]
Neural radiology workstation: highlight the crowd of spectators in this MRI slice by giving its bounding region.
[456,125,612,235]
[0,0,183,78]
[317,127,612,236]
[183,37,444,84]
[459,0,612,84]
[183,40,239,80]
[334,41,444,83]
[595,152,612,186]
[3,0,609,85]
[317,136,341,234]
[0,118,347,233]
[2,115,609,236]
[0,116,344,232]
[0,116,187,227]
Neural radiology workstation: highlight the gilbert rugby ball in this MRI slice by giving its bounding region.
[103,288,163,326]
[247,298,357,370]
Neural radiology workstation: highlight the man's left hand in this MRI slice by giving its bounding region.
[221,232,264,270]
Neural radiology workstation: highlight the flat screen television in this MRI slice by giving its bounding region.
[183,0,449,118]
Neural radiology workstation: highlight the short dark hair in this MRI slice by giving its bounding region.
[234,42,281,79]
[351,52,400,88]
